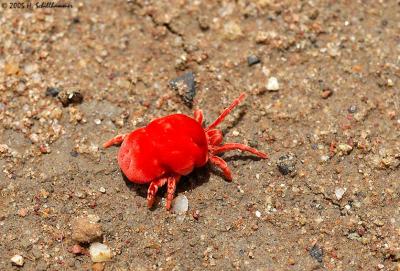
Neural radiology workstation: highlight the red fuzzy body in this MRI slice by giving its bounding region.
[118,114,208,183]
[104,93,268,210]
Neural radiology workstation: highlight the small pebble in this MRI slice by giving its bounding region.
[89,243,112,263]
[94,119,102,125]
[29,133,40,143]
[46,87,60,97]
[18,208,28,217]
[16,82,26,93]
[71,217,103,243]
[320,155,330,162]
[192,210,200,220]
[50,107,63,120]
[87,214,101,223]
[58,90,83,107]
[334,187,346,200]
[247,55,261,66]
[387,79,394,87]
[266,77,280,91]
[338,143,353,155]
[309,245,323,263]
[11,255,24,266]
[224,21,243,40]
[232,130,240,136]
[169,71,196,107]
[321,89,333,99]
[255,211,261,218]
[24,63,38,74]
[348,105,357,113]
[276,153,297,176]
[69,244,84,255]
[172,195,188,214]
[92,263,106,271]
[99,187,106,193]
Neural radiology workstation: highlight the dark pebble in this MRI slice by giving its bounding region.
[321,89,333,99]
[70,151,79,157]
[308,9,319,20]
[46,87,60,97]
[247,55,261,66]
[348,105,357,113]
[309,245,323,263]
[276,153,297,176]
[57,90,83,107]
[169,71,196,107]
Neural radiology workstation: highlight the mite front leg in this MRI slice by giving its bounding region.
[103,134,127,148]
[193,109,204,125]
[211,143,268,159]
[166,175,181,210]
[209,155,232,181]
[147,177,168,208]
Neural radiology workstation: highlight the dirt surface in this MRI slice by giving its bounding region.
[1,1,400,270]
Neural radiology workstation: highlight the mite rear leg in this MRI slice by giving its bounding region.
[147,177,168,208]
[211,143,268,159]
[103,134,127,148]
[166,175,181,210]
[209,155,232,181]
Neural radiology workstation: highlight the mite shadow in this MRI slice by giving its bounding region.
[121,154,263,210]
[121,166,212,210]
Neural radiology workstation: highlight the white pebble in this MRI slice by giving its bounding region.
[24,63,38,74]
[94,119,101,125]
[99,187,106,193]
[87,214,101,223]
[255,210,261,218]
[172,195,188,214]
[89,242,112,262]
[232,130,240,136]
[29,133,39,143]
[335,187,346,200]
[255,173,260,180]
[11,255,24,266]
[321,155,330,162]
[266,77,280,91]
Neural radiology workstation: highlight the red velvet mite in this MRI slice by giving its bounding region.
[103,93,267,210]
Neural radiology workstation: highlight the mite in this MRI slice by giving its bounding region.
[103,93,267,210]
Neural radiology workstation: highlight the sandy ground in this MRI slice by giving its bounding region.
[1,1,400,270]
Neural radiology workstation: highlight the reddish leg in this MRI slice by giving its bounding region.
[206,93,246,131]
[166,175,181,210]
[193,109,204,125]
[206,129,223,146]
[103,134,127,148]
[212,143,268,159]
[147,177,168,208]
[209,155,232,181]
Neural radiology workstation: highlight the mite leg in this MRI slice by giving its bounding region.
[211,143,268,159]
[206,93,246,130]
[147,177,168,208]
[206,129,223,146]
[209,155,232,181]
[193,109,204,125]
[166,175,181,210]
[103,134,127,148]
